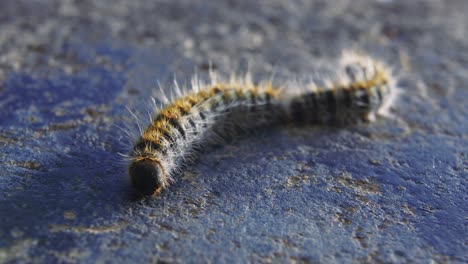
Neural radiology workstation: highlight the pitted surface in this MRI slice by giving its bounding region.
[0,1,467,263]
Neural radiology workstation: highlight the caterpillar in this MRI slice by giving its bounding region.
[128,51,397,195]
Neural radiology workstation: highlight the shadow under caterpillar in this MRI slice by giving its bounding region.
[128,51,398,195]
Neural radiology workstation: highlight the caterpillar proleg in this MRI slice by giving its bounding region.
[128,51,397,195]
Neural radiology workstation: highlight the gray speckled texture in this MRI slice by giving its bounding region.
[0,0,467,263]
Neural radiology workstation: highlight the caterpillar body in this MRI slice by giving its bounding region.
[128,51,396,195]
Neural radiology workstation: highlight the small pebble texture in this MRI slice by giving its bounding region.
[0,0,467,263]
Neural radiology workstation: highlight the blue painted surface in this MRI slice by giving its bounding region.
[0,1,467,263]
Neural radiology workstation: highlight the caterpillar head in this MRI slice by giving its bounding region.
[129,158,165,195]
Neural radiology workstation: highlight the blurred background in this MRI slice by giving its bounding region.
[0,0,466,263]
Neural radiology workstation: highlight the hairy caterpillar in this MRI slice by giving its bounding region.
[128,51,397,195]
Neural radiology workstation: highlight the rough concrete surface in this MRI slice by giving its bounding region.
[0,0,467,263]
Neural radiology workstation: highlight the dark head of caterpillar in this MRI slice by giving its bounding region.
[129,158,165,195]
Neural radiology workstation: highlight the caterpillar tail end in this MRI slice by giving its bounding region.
[129,159,165,196]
